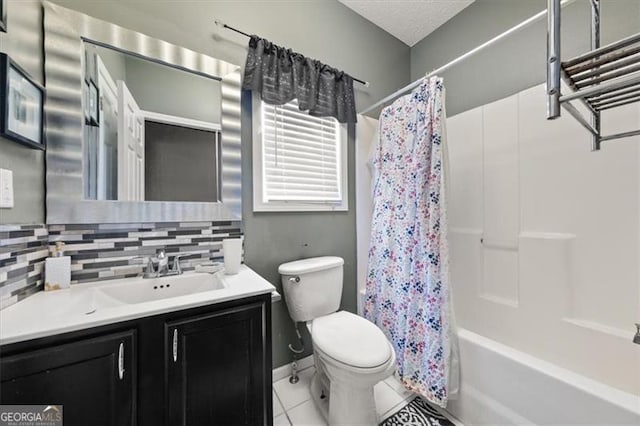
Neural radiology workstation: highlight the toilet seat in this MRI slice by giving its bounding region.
[311,311,393,369]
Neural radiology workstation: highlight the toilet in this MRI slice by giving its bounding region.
[279,256,396,425]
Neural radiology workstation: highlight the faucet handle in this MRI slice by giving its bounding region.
[154,250,169,273]
[171,254,188,274]
[156,249,167,263]
[131,255,157,277]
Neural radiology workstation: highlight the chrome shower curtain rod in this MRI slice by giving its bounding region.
[214,20,370,87]
[359,0,578,115]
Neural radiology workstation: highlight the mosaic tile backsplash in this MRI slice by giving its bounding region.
[0,225,49,309]
[0,221,242,310]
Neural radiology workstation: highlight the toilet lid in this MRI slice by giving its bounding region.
[312,311,392,368]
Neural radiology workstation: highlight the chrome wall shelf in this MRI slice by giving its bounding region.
[547,0,640,151]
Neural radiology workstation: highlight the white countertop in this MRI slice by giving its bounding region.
[0,265,276,346]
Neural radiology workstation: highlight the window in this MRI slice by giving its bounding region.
[253,99,348,212]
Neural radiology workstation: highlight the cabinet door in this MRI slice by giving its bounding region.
[166,301,267,426]
[1,330,136,426]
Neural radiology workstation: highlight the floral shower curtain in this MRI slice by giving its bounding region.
[363,76,458,407]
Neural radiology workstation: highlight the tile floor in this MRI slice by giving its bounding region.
[272,365,461,425]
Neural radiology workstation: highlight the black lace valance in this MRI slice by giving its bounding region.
[243,36,357,124]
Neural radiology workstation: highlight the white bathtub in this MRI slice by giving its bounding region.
[445,329,640,425]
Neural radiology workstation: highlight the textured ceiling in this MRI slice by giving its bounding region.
[338,0,475,47]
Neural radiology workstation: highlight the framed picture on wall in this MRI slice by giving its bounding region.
[0,53,45,150]
[0,0,6,33]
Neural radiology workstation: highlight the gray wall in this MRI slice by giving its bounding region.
[52,0,411,114]
[241,90,358,367]
[0,1,45,224]
[51,0,411,368]
[410,0,640,116]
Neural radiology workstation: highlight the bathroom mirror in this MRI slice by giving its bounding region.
[43,1,242,223]
[83,43,222,203]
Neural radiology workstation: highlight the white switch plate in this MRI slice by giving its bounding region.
[0,168,14,208]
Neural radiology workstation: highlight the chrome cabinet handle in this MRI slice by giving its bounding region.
[118,342,125,380]
[172,329,178,362]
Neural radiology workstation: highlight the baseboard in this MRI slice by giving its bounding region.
[272,354,314,382]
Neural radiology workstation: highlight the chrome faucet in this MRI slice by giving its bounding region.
[136,251,187,278]
[156,250,169,276]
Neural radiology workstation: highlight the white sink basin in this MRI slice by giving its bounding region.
[1,265,276,346]
[97,272,226,305]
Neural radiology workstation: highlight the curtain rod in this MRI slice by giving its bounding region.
[214,20,370,87]
[359,0,578,115]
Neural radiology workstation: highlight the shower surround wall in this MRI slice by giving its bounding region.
[404,1,640,420]
[447,84,640,398]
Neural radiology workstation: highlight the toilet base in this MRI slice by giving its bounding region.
[309,349,395,425]
[311,369,380,426]
[309,372,330,420]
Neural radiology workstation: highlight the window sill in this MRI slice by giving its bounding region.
[253,202,348,213]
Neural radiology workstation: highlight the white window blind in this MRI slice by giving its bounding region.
[260,100,343,203]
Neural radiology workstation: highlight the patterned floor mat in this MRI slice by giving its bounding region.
[380,397,455,426]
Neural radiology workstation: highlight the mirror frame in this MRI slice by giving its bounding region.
[43,1,242,224]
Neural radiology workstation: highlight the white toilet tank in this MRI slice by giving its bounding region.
[279,256,344,322]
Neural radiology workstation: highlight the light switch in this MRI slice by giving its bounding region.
[0,168,14,208]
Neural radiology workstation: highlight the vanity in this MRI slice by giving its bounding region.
[0,2,273,425]
[0,267,275,426]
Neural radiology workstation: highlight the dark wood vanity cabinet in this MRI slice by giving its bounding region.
[166,301,267,426]
[0,294,272,426]
[0,330,136,426]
